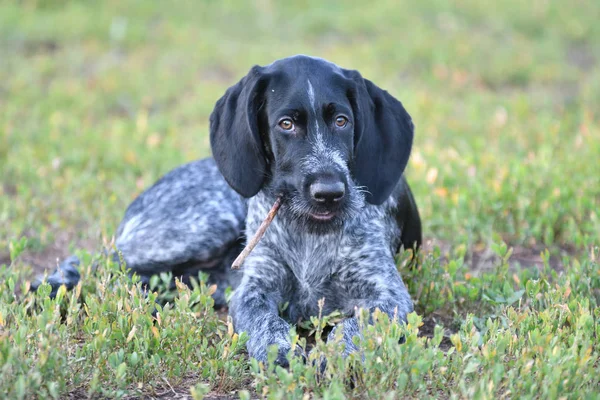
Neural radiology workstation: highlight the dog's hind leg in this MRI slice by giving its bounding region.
[113,157,247,304]
[29,255,81,299]
[172,237,244,308]
[30,158,247,305]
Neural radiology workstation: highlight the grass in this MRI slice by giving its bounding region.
[1,0,599,398]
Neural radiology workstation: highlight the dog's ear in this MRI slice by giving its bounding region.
[210,66,268,197]
[344,70,415,205]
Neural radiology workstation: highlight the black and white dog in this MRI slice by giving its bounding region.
[33,55,422,366]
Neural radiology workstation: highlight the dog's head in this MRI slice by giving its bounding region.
[210,55,414,232]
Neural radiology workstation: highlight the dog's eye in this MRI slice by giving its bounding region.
[335,116,348,127]
[279,119,294,131]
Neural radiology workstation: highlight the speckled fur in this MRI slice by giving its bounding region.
[208,56,422,365]
[29,157,249,307]
[114,158,247,306]
[231,179,417,363]
[36,56,422,368]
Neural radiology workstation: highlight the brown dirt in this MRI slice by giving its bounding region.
[66,376,252,399]
[16,230,98,277]
[418,314,455,352]
[421,237,573,273]
[2,182,17,196]
[566,41,597,71]
[0,251,10,268]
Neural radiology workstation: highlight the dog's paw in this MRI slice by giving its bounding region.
[248,334,307,368]
[252,342,307,368]
[273,344,303,368]
[249,341,289,367]
[30,255,81,299]
[246,319,294,367]
[308,349,328,376]
[327,319,361,357]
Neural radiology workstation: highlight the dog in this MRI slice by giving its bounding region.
[210,55,421,365]
[31,55,421,367]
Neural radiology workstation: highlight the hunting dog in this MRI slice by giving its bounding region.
[209,55,421,365]
[33,55,422,367]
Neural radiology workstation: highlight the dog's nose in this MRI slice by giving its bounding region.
[310,181,345,203]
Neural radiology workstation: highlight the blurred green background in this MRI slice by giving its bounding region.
[1,0,599,273]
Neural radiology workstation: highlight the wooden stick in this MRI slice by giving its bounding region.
[232,196,283,269]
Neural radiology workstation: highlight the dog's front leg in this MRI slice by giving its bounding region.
[230,256,296,367]
[327,300,412,358]
[329,262,414,357]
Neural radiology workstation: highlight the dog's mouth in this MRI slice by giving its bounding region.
[274,182,363,231]
[308,210,337,221]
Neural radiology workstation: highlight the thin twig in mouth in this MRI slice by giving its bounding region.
[231,196,283,269]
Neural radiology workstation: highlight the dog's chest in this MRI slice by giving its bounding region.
[245,193,399,321]
[288,233,337,284]
[280,232,345,319]
[264,220,374,320]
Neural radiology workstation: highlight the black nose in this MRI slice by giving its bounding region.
[310,181,345,203]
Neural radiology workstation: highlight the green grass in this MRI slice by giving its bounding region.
[1,0,599,398]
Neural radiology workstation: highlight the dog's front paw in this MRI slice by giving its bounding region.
[327,319,361,358]
[248,335,292,367]
[246,319,301,367]
[273,344,307,368]
[307,348,328,376]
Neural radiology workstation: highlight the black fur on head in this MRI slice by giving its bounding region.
[210,55,415,229]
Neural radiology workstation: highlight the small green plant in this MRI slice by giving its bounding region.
[8,237,28,264]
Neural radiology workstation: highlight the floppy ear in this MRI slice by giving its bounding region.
[345,70,415,205]
[210,66,268,197]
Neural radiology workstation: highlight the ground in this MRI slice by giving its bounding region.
[1,1,599,399]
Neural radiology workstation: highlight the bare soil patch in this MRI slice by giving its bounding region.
[418,314,455,352]
[18,231,98,277]
[567,41,597,71]
[421,237,572,273]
